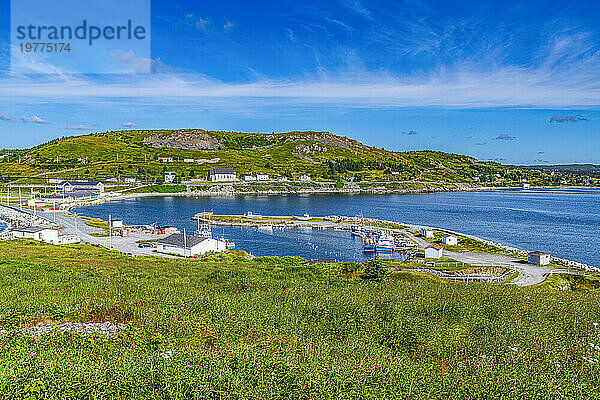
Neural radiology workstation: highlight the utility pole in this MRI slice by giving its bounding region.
[109,214,112,250]
[183,228,187,258]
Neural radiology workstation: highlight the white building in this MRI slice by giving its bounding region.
[208,168,237,182]
[48,178,63,184]
[277,176,288,182]
[184,159,195,163]
[124,177,137,184]
[299,174,311,182]
[57,181,104,193]
[106,178,118,182]
[111,219,124,228]
[441,234,458,245]
[421,229,434,238]
[243,175,256,181]
[163,171,176,183]
[158,157,173,163]
[424,244,443,259]
[256,174,269,181]
[528,251,550,265]
[156,233,226,256]
[12,227,59,244]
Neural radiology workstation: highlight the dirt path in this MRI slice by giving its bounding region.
[403,230,580,286]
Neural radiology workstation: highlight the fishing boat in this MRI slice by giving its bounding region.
[244,211,262,218]
[196,215,212,238]
[293,213,312,221]
[363,236,376,252]
[351,224,364,237]
[223,238,236,250]
[376,231,395,253]
[258,224,273,232]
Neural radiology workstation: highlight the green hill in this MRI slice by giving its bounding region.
[0,129,576,185]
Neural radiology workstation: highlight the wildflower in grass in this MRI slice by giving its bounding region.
[159,350,173,360]
[508,346,518,352]
[583,356,598,365]
[588,343,600,351]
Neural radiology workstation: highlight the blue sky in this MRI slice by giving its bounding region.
[1,0,599,164]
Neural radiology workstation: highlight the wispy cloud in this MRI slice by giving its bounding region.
[493,134,515,141]
[109,50,152,74]
[21,115,50,124]
[342,0,372,19]
[224,21,235,32]
[0,114,14,122]
[474,142,487,145]
[122,122,136,128]
[549,114,588,123]
[63,125,93,131]
[402,130,418,135]
[185,13,210,30]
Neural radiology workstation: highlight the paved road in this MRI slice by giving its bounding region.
[403,230,581,286]
[35,210,171,257]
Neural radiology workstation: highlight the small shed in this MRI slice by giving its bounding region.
[441,234,458,245]
[421,229,434,238]
[424,244,443,259]
[528,251,550,265]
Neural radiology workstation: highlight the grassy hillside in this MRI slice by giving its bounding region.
[0,240,599,398]
[0,129,549,185]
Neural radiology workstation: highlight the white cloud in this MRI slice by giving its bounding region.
[21,115,50,124]
[196,18,210,30]
[224,21,235,31]
[122,122,136,127]
[0,114,14,121]
[2,42,600,109]
[63,125,93,131]
[109,50,152,74]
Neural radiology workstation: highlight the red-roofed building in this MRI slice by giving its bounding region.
[528,251,550,265]
[425,244,443,259]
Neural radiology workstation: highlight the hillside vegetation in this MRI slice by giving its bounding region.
[0,129,546,185]
[0,240,599,398]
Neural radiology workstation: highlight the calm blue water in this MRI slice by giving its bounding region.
[74,189,600,265]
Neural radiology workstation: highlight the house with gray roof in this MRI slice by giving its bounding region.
[207,168,236,182]
[57,180,104,193]
[156,233,226,256]
[11,226,58,244]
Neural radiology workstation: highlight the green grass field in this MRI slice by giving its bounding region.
[0,240,599,398]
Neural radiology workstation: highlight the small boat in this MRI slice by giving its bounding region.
[258,224,273,231]
[363,236,375,252]
[293,213,312,221]
[376,231,394,253]
[351,224,364,237]
[244,211,263,218]
[224,239,236,250]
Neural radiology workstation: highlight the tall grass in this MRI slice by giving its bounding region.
[0,240,599,398]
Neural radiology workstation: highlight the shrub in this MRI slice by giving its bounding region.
[360,258,388,281]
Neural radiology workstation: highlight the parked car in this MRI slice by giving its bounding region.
[138,242,153,248]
